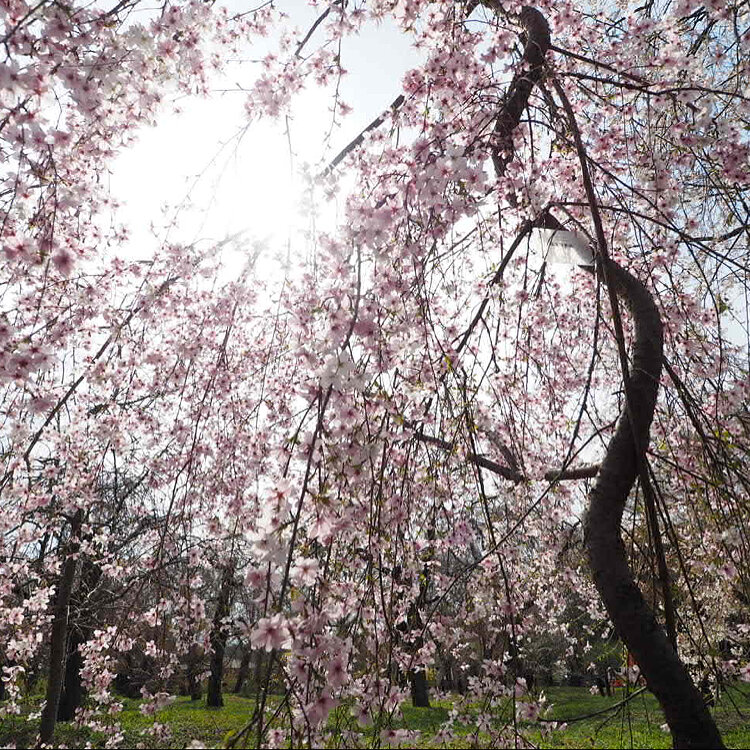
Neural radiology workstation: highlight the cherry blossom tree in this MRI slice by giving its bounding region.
[1,0,749,748]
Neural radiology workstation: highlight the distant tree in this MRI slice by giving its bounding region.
[206,561,237,708]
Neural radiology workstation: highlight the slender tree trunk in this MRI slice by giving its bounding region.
[185,644,203,701]
[38,510,82,746]
[233,647,251,694]
[393,562,432,708]
[206,565,234,708]
[57,627,85,722]
[58,558,101,722]
[410,669,430,708]
[406,594,431,708]
[188,666,202,701]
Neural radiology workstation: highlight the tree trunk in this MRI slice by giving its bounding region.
[478,5,725,746]
[185,644,203,701]
[583,260,724,748]
[406,596,431,708]
[410,669,430,708]
[206,564,234,708]
[38,510,82,746]
[436,645,454,692]
[57,558,101,722]
[57,627,85,722]
[393,563,432,708]
[233,646,251,694]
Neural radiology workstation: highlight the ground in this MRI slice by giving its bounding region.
[1,685,748,748]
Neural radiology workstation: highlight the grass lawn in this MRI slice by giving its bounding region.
[530,684,750,749]
[394,684,750,749]
[0,694,256,749]
[1,685,748,748]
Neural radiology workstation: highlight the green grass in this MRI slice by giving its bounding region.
[0,694,256,749]
[390,684,750,749]
[1,685,748,748]
[123,695,257,747]
[532,684,750,750]
[399,702,451,734]
[532,686,672,749]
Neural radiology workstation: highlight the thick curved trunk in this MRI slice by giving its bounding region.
[584,261,723,748]
[482,6,724,747]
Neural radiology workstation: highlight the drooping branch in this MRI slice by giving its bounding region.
[412,426,599,483]
[324,95,405,175]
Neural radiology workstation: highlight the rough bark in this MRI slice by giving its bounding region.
[488,5,551,176]
[38,510,82,746]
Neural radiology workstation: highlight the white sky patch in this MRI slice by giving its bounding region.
[108,2,424,282]
[109,88,307,263]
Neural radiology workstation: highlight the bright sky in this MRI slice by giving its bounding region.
[109,1,423,277]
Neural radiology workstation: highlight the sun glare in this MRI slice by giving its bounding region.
[109,91,306,274]
[108,4,423,287]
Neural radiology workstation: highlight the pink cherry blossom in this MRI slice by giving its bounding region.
[250,614,290,652]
